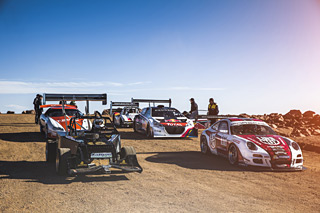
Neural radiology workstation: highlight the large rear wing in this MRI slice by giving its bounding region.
[43,93,107,105]
[109,101,139,115]
[131,98,171,107]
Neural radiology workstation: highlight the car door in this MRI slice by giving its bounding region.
[216,121,230,153]
[208,122,220,152]
[141,107,151,132]
[135,108,145,130]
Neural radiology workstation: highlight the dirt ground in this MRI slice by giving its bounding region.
[0,114,319,212]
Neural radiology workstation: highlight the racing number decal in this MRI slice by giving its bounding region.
[209,134,216,149]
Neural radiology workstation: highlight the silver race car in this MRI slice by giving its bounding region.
[110,102,140,127]
[200,117,303,171]
[132,99,198,138]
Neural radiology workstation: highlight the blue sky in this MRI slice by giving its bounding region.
[0,0,320,114]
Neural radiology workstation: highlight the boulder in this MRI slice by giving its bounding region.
[284,110,302,119]
[7,111,15,114]
[239,113,250,118]
[303,110,315,118]
[26,110,35,114]
[275,127,293,137]
[312,129,320,135]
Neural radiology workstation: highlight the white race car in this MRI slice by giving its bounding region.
[110,102,140,127]
[132,99,197,138]
[200,117,303,171]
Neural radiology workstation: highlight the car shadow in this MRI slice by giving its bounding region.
[142,151,256,172]
[0,132,46,143]
[0,161,129,184]
[119,131,193,141]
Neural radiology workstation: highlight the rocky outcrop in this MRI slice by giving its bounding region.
[7,111,15,114]
[248,109,320,137]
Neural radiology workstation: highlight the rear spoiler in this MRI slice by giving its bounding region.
[109,101,139,115]
[43,93,107,105]
[131,98,172,107]
[40,104,77,109]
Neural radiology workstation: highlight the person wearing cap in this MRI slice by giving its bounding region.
[33,94,43,124]
[208,98,219,124]
[189,98,198,120]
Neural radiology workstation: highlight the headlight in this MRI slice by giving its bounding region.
[152,120,163,127]
[291,141,300,150]
[247,142,258,151]
[49,118,65,131]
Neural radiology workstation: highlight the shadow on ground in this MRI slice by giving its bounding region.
[0,161,129,184]
[119,131,192,141]
[143,151,260,172]
[0,132,46,143]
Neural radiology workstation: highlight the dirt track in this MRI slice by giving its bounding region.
[0,114,320,212]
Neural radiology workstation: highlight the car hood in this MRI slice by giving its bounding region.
[236,135,292,161]
[50,116,84,130]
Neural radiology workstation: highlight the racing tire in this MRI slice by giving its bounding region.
[40,124,44,134]
[133,120,138,132]
[46,140,57,163]
[200,136,210,155]
[45,125,49,139]
[120,146,140,167]
[56,148,71,176]
[146,124,154,139]
[228,144,239,166]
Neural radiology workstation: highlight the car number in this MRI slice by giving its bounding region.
[91,152,112,159]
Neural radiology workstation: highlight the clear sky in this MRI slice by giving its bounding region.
[0,0,320,114]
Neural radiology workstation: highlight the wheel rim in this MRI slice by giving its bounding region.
[228,145,238,164]
[201,137,207,153]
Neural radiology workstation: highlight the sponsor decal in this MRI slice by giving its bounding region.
[161,122,186,127]
[257,137,280,145]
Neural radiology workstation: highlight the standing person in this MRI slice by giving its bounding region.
[208,98,219,124]
[33,94,43,124]
[189,98,198,120]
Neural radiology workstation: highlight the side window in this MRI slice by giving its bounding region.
[212,122,219,131]
[145,108,151,117]
[218,122,229,134]
[141,108,147,115]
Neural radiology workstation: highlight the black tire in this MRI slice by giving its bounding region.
[146,124,154,138]
[200,136,210,155]
[45,124,48,139]
[133,120,138,132]
[228,144,239,165]
[46,140,57,163]
[40,124,44,134]
[120,146,138,165]
[56,148,71,176]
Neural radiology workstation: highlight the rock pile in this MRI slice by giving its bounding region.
[22,110,35,114]
[241,110,320,137]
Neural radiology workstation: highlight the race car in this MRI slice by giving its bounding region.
[39,104,91,139]
[110,102,140,127]
[200,117,303,171]
[40,93,107,140]
[132,98,197,138]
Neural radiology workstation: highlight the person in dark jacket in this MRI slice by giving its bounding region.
[208,98,219,124]
[189,98,198,120]
[33,94,43,124]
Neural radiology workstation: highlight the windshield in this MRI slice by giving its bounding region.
[152,108,183,118]
[124,108,138,114]
[46,109,82,117]
[231,124,276,135]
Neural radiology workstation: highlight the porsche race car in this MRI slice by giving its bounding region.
[132,99,197,138]
[110,102,140,127]
[200,117,303,171]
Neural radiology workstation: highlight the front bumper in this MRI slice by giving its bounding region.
[152,126,198,138]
